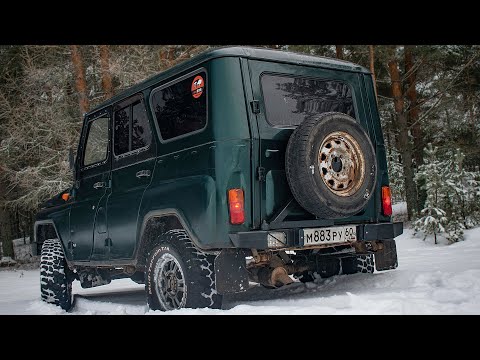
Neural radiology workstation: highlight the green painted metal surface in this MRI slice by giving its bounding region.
[36,47,387,263]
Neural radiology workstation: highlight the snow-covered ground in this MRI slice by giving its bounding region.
[1,226,480,315]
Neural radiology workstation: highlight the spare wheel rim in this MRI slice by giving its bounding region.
[318,131,365,197]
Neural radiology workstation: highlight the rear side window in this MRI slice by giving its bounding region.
[132,102,151,150]
[113,99,151,157]
[150,71,207,141]
[261,74,355,127]
[114,106,130,156]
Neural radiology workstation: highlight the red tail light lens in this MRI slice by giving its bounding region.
[228,188,245,225]
[382,186,392,216]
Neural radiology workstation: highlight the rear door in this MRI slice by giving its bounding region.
[106,94,156,259]
[247,60,374,224]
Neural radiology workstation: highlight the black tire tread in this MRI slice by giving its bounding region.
[40,238,72,311]
[356,254,375,273]
[293,253,375,283]
[146,229,222,310]
[285,112,376,218]
[286,112,339,219]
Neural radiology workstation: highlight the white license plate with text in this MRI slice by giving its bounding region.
[301,226,357,246]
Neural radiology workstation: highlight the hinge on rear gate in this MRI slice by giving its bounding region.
[250,100,260,114]
[257,166,266,182]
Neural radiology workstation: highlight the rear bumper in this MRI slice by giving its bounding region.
[228,222,403,250]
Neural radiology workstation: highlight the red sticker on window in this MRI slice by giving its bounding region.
[191,75,204,99]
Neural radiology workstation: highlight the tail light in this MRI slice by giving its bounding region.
[228,188,245,225]
[382,186,392,216]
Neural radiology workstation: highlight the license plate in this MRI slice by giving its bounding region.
[301,226,357,246]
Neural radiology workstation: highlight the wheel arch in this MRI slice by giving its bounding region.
[135,209,202,268]
[34,220,65,256]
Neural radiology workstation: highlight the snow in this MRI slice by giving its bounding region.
[0,256,16,266]
[392,201,407,216]
[1,226,480,315]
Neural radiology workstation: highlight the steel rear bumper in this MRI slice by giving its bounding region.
[228,222,403,250]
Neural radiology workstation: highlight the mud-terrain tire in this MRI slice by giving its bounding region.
[294,254,375,283]
[286,112,377,218]
[341,254,375,274]
[355,254,375,273]
[145,229,222,311]
[40,239,73,311]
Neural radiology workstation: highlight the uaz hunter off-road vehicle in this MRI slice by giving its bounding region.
[34,47,403,311]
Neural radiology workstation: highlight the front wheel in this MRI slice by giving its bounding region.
[40,239,73,311]
[145,230,222,311]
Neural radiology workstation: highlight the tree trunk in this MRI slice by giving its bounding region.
[369,45,378,100]
[99,45,114,99]
[335,45,344,60]
[70,45,89,116]
[159,46,168,70]
[405,45,426,210]
[388,52,417,220]
[404,46,423,166]
[167,46,176,62]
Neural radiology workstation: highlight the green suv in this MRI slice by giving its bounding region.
[34,47,403,311]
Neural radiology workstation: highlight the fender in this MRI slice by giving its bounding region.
[33,219,67,257]
[134,208,204,261]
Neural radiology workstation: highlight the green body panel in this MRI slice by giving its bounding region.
[136,58,252,251]
[106,96,158,259]
[35,47,390,264]
[48,205,71,259]
[247,59,385,226]
[67,110,113,261]
[107,157,156,259]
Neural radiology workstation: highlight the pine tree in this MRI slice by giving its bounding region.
[414,144,448,244]
[443,148,480,241]
[388,46,418,220]
[415,145,480,243]
[387,146,405,204]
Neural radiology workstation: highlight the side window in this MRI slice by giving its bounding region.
[114,106,130,156]
[132,101,151,151]
[113,98,151,157]
[261,74,356,127]
[83,116,109,167]
[151,71,207,141]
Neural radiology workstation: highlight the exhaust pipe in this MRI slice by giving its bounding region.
[258,266,293,288]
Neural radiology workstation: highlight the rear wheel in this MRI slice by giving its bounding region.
[342,254,375,274]
[355,254,375,273]
[294,254,375,283]
[40,239,73,311]
[145,229,222,311]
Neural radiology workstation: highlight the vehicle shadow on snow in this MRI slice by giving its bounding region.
[71,271,396,312]
[73,288,147,307]
[223,271,395,309]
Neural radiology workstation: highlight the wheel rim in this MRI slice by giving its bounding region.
[318,131,365,196]
[153,253,186,310]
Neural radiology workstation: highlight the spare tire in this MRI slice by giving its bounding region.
[285,112,377,219]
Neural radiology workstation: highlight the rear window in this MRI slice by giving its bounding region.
[150,71,207,141]
[261,74,355,127]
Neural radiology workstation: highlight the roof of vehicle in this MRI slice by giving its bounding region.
[88,46,371,116]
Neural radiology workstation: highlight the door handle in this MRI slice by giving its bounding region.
[265,149,279,158]
[93,181,105,189]
[136,170,151,178]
